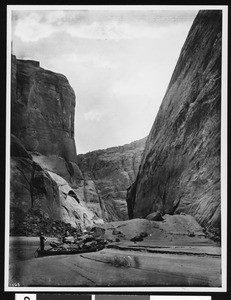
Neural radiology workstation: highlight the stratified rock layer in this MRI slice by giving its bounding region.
[126,10,222,235]
[77,138,146,221]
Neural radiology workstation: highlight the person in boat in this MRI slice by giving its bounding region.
[40,232,46,251]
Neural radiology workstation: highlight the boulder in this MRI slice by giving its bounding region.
[146,211,163,221]
[130,235,143,242]
[90,227,106,240]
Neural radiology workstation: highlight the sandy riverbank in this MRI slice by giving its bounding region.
[7,216,221,288]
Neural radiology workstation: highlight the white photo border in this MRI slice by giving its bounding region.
[5,4,228,293]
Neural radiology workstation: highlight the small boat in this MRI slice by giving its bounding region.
[34,244,105,257]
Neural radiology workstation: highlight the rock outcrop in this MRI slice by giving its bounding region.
[77,138,146,221]
[126,10,222,236]
[10,57,104,234]
[11,55,77,162]
[11,136,60,218]
[10,134,103,235]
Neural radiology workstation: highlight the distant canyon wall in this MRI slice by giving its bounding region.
[126,10,222,235]
[77,138,146,221]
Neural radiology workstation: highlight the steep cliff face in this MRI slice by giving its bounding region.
[10,56,146,230]
[126,11,222,235]
[10,57,104,234]
[11,55,76,162]
[77,138,146,221]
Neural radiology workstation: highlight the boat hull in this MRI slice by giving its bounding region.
[35,245,104,257]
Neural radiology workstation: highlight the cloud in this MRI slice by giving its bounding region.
[43,10,66,23]
[13,10,195,43]
[14,12,57,42]
[66,20,191,41]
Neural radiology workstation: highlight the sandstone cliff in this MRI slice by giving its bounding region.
[77,138,146,221]
[126,10,222,236]
[11,55,77,162]
[10,57,104,235]
[10,56,147,232]
[11,55,84,188]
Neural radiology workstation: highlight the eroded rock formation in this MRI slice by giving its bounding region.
[10,56,104,234]
[126,10,222,235]
[10,134,103,234]
[77,138,146,221]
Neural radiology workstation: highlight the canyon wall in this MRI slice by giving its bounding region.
[10,55,146,235]
[11,55,77,162]
[77,138,146,221]
[10,56,104,234]
[126,10,222,235]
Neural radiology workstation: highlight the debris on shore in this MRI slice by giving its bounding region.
[47,226,107,253]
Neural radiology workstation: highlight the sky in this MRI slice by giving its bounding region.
[11,7,198,154]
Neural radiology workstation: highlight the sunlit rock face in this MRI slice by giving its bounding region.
[10,134,104,235]
[77,138,146,221]
[126,10,222,235]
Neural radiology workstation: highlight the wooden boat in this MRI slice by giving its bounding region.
[34,244,104,257]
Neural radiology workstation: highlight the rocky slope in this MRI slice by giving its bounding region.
[10,133,102,235]
[126,10,222,236]
[77,138,146,221]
